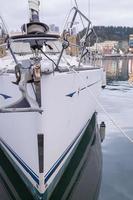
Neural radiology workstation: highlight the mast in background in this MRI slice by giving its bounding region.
[0,16,7,57]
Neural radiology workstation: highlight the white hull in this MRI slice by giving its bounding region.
[0,3,104,198]
[0,68,102,196]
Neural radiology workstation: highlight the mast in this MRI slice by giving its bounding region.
[22,0,49,35]
[28,0,40,22]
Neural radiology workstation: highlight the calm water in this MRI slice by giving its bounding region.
[98,58,133,200]
[1,58,133,199]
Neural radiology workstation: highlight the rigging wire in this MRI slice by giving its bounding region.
[88,0,90,20]
[60,8,74,36]
[35,40,58,68]
[73,0,85,29]
[66,66,133,144]
[70,0,73,7]
[39,48,58,68]
[0,14,9,36]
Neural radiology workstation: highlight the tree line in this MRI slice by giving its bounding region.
[93,26,133,42]
[78,26,133,46]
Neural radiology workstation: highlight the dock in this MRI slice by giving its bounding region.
[102,54,133,59]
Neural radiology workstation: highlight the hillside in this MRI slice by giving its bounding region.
[78,26,133,47]
[93,26,133,42]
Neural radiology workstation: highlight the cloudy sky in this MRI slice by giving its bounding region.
[0,0,133,31]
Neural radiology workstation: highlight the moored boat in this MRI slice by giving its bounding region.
[0,1,104,199]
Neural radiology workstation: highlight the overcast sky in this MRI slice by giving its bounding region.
[0,0,133,31]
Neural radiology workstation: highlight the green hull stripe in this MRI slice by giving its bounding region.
[0,147,35,200]
[0,113,98,200]
[48,113,96,200]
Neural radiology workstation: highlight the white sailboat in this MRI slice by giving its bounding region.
[0,1,104,199]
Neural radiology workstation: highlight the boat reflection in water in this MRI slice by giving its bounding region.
[98,58,133,200]
[100,58,133,83]
[128,59,133,83]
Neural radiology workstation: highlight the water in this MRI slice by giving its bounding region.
[98,58,133,200]
[1,58,133,199]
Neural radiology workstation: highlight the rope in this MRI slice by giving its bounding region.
[67,66,133,143]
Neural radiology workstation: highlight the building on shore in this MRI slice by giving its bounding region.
[92,41,119,55]
[49,24,59,33]
[129,34,133,53]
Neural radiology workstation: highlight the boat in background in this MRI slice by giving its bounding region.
[0,0,104,199]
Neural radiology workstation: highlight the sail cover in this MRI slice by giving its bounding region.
[28,0,40,12]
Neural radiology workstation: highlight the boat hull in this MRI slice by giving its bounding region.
[0,68,102,199]
[0,112,102,200]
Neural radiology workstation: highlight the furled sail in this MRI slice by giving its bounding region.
[28,0,40,12]
[28,0,40,22]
